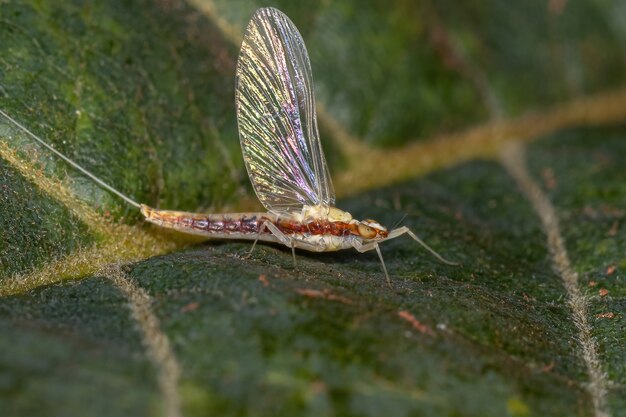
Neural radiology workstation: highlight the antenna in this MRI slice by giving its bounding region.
[0,109,141,209]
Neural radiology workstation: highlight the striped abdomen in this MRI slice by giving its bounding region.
[141,205,270,240]
[140,205,361,250]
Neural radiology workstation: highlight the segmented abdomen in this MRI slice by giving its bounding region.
[140,205,359,246]
[140,205,267,238]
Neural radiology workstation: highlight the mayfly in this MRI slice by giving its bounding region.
[0,7,456,285]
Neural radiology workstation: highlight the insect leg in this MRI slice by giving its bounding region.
[291,240,297,268]
[351,240,379,253]
[352,241,392,287]
[261,221,298,268]
[245,221,270,258]
[386,226,458,265]
[374,244,392,288]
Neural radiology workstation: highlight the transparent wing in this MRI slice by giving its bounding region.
[235,7,334,213]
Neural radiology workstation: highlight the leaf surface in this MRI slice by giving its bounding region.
[0,1,625,416]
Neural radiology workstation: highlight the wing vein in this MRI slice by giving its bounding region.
[235,7,334,214]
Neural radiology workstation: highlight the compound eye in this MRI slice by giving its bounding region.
[358,223,377,239]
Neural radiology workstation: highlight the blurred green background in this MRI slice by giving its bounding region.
[0,1,624,416]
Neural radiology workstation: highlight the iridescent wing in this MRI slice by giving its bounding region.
[235,7,334,214]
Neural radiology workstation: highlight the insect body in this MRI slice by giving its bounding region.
[1,7,456,285]
[141,204,387,253]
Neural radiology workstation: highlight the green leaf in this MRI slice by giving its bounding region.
[1,1,625,416]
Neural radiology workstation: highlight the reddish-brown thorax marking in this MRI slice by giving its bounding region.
[277,220,359,237]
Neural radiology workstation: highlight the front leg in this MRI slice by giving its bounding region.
[384,226,458,265]
[351,239,379,253]
[352,240,392,287]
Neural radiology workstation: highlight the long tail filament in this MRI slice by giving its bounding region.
[0,109,141,209]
